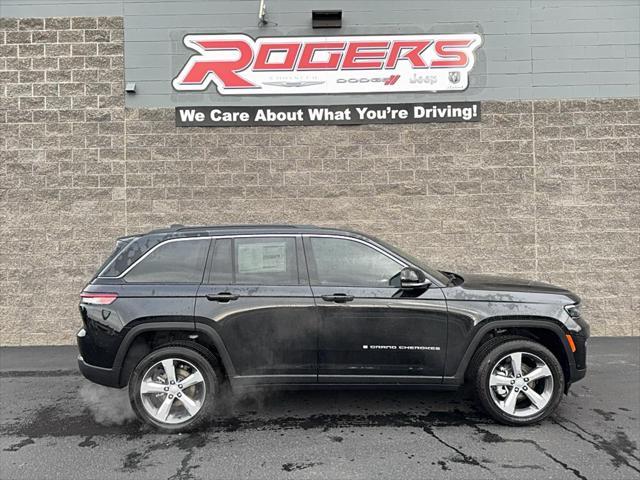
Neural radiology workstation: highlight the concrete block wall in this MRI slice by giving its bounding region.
[1,17,638,345]
[1,16,126,344]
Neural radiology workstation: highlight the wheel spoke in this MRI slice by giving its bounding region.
[162,359,177,383]
[526,365,552,382]
[178,393,200,417]
[490,373,513,387]
[156,395,174,421]
[180,371,204,389]
[503,388,519,415]
[140,380,167,395]
[509,352,523,377]
[523,388,547,409]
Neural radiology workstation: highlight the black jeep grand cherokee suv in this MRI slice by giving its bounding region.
[77,224,588,431]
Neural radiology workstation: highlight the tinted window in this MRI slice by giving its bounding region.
[234,237,297,285]
[125,239,209,283]
[209,238,233,284]
[100,235,165,277]
[310,237,402,287]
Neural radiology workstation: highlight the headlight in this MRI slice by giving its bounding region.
[564,304,583,332]
[564,304,581,318]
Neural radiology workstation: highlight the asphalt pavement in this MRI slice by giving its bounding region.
[1,337,639,480]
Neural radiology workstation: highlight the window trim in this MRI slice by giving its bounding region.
[99,232,443,287]
[101,234,302,279]
[121,237,212,284]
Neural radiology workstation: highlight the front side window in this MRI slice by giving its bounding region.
[309,237,403,287]
[124,239,209,283]
[234,237,297,285]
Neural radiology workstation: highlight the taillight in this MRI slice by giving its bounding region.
[80,293,118,305]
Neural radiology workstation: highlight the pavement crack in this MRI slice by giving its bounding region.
[282,462,322,472]
[423,426,490,471]
[552,416,640,473]
[3,438,35,452]
[474,426,586,480]
[78,435,97,448]
[539,449,588,480]
[167,433,207,480]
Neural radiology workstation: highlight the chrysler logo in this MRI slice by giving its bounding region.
[262,81,325,88]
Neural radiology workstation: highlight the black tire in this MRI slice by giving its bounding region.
[473,338,565,426]
[129,344,221,432]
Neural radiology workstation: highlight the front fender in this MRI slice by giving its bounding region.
[443,317,574,385]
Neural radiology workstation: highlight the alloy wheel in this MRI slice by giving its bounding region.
[139,358,206,424]
[489,351,554,417]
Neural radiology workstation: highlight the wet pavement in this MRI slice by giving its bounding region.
[1,337,638,479]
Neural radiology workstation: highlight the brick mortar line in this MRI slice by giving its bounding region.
[532,100,539,279]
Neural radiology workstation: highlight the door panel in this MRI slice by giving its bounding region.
[303,235,448,383]
[313,285,448,381]
[196,236,318,382]
[196,284,317,378]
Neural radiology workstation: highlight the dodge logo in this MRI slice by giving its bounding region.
[172,33,482,95]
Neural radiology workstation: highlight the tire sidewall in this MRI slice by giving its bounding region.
[476,340,565,426]
[129,346,218,432]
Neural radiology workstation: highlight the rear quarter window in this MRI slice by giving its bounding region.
[124,239,210,283]
[99,235,165,277]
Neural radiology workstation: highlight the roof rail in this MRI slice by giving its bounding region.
[174,224,318,231]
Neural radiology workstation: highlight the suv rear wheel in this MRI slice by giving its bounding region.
[129,345,220,432]
[473,338,564,426]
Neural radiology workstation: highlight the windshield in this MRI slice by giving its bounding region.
[367,236,451,285]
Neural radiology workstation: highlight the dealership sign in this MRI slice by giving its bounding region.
[173,33,482,95]
[175,102,480,127]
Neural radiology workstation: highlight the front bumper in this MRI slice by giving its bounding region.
[565,331,588,391]
[77,355,120,388]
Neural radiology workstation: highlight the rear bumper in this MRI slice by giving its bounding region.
[77,355,121,388]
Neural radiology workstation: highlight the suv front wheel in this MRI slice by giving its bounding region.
[129,345,220,432]
[473,338,564,426]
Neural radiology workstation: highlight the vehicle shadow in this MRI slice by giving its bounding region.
[208,386,484,432]
[2,381,484,440]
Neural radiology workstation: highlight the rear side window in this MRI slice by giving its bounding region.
[124,239,210,283]
[235,237,297,285]
[207,237,298,285]
[210,239,233,284]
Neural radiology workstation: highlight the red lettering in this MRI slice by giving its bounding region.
[386,40,431,69]
[298,42,345,70]
[342,41,389,70]
[431,40,472,68]
[181,40,254,88]
[254,43,300,70]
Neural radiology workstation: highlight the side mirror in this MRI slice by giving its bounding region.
[400,267,431,290]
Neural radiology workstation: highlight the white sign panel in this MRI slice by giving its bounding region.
[237,242,287,274]
[172,33,482,95]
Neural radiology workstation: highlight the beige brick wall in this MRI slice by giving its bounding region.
[1,17,638,345]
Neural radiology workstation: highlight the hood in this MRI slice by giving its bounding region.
[459,273,580,301]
